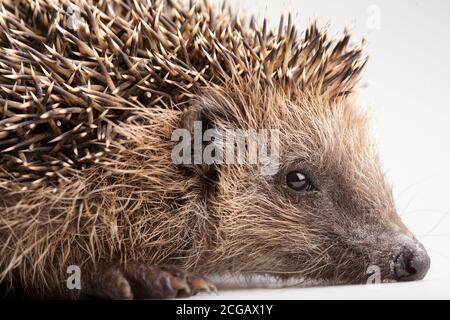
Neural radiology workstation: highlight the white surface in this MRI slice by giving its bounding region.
[189,0,450,300]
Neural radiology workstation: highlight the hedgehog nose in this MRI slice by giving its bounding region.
[394,242,430,282]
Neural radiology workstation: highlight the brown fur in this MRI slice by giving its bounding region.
[0,0,420,298]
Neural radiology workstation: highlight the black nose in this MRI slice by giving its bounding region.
[394,243,430,281]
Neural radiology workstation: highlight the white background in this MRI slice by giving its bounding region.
[188,0,450,300]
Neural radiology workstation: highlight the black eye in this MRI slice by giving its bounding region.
[286,171,314,191]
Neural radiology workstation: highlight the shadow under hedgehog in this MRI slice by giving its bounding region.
[0,0,430,299]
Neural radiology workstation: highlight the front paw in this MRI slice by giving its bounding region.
[83,264,216,299]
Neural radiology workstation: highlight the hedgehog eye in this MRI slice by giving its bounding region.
[286,171,314,192]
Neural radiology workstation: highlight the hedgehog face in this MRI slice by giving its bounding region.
[190,85,430,285]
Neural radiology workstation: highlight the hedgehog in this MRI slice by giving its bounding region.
[0,0,430,299]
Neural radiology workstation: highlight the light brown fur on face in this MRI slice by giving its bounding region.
[0,0,429,298]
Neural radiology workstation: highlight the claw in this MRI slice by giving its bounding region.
[86,264,217,299]
[188,275,217,294]
[169,276,191,294]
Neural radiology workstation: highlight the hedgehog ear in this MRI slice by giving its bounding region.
[181,93,229,130]
[175,102,220,181]
[180,91,231,140]
[181,106,207,137]
[175,89,239,174]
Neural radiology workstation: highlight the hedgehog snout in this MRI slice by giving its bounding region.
[392,238,430,282]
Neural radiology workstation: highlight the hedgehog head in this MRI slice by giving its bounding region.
[181,77,430,284]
